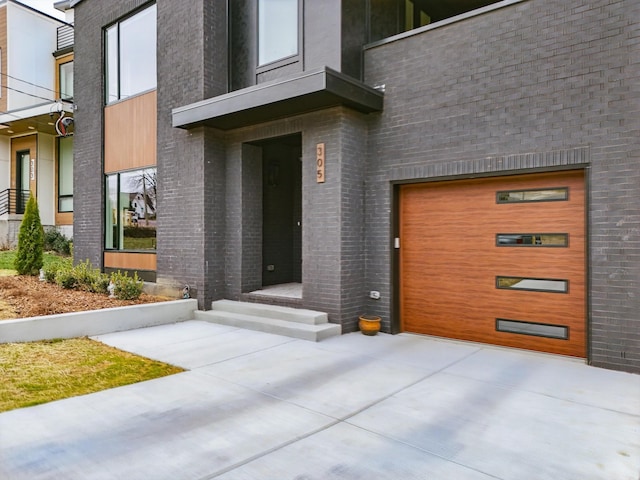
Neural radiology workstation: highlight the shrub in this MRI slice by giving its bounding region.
[55,264,78,289]
[90,274,111,295]
[44,229,72,255]
[72,260,95,291]
[110,271,144,300]
[14,196,44,275]
[42,257,72,283]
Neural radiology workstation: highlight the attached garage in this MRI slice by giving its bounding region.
[399,170,586,357]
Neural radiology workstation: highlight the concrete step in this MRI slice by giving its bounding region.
[211,299,328,325]
[194,301,341,342]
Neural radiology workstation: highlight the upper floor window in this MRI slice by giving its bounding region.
[59,60,73,100]
[258,0,298,66]
[105,4,157,104]
[369,0,504,43]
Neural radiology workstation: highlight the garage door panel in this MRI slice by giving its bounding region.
[400,171,585,357]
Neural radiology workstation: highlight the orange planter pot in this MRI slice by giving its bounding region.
[359,315,381,336]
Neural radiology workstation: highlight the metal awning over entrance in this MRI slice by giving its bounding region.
[172,67,384,131]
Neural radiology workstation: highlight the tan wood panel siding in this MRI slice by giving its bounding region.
[104,251,157,271]
[55,212,73,225]
[400,171,585,357]
[11,135,37,193]
[104,90,157,173]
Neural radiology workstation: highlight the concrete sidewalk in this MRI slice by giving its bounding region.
[1,320,638,479]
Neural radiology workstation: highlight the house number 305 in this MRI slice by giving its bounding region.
[316,143,325,183]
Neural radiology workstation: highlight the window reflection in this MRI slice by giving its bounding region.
[496,234,568,247]
[105,4,157,103]
[258,0,298,65]
[497,188,568,203]
[496,276,568,293]
[496,318,568,340]
[105,168,157,251]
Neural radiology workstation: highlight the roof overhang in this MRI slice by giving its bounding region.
[0,101,74,137]
[172,67,384,131]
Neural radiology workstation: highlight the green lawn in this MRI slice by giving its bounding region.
[0,251,70,272]
[0,338,183,412]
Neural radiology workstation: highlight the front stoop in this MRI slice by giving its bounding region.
[194,299,341,342]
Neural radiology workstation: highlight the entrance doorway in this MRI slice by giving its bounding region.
[261,134,302,287]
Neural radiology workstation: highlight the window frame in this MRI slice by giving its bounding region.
[104,3,157,105]
[256,0,303,72]
[58,59,74,101]
[104,167,157,252]
[57,136,73,213]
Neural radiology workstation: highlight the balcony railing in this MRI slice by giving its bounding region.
[57,24,74,51]
[0,189,30,216]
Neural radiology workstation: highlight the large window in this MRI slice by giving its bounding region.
[105,4,157,103]
[58,136,73,212]
[258,0,298,66]
[105,168,157,251]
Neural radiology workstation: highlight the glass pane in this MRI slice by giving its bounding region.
[59,61,73,100]
[58,136,73,197]
[496,234,568,247]
[496,276,568,293]
[258,0,298,65]
[120,5,157,99]
[105,175,118,249]
[105,25,118,103]
[497,188,568,203]
[58,196,73,213]
[19,152,30,191]
[496,318,568,340]
[120,168,156,250]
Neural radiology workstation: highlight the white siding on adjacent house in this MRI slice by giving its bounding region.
[36,133,54,226]
[6,3,59,110]
[0,136,10,192]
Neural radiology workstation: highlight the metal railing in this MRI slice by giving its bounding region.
[57,24,74,51]
[0,189,30,216]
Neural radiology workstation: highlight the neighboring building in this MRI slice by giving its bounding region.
[0,0,74,245]
[71,0,639,373]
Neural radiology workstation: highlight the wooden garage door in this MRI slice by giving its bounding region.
[400,171,585,357]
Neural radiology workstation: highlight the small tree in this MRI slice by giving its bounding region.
[14,195,44,275]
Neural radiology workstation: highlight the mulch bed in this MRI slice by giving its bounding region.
[0,275,172,320]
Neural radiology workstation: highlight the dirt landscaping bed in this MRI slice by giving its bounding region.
[0,275,172,320]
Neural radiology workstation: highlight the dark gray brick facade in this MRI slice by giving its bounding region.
[72,0,638,372]
[155,0,227,308]
[363,0,639,372]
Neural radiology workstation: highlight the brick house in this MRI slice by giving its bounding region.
[70,0,639,373]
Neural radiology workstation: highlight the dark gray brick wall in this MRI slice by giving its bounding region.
[75,0,228,309]
[363,0,639,372]
[73,0,151,268]
[156,0,228,309]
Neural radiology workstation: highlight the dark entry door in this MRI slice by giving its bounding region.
[262,135,302,286]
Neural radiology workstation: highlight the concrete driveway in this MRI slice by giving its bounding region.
[1,320,638,479]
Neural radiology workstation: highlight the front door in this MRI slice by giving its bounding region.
[262,136,302,286]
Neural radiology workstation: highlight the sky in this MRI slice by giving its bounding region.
[18,0,65,20]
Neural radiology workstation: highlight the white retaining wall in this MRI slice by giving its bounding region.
[0,299,197,344]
